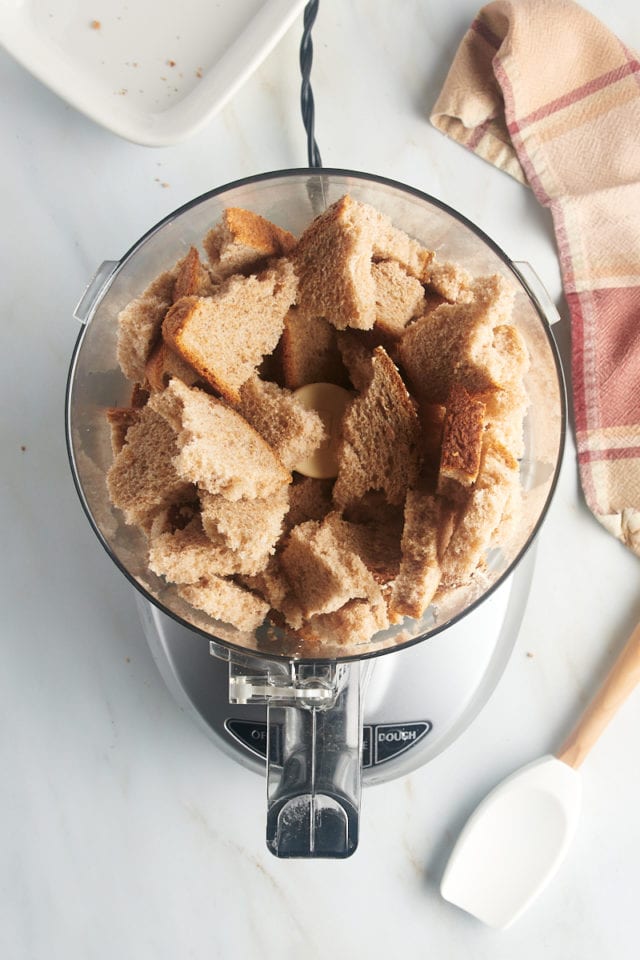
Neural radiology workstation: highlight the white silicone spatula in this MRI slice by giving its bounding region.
[441,618,640,928]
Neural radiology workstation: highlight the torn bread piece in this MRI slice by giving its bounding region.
[420,402,447,478]
[371,216,434,282]
[115,243,213,385]
[427,260,474,302]
[480,324,530,460]
[173,247,216,301]
[279,515,384,628]
[437,383,486,501]
[333,346,421,509]
[200,487,288,566]
[389,489,443,621]
[397,274,515,405]
[282,476,334,534]
[149,497,200,540]
[239,555,292,615]
[440,438,520,584]
[372,260,425,341]
[293,194,379,330]
[335,330,375,392]
[281,309,348,389]
[130,382,150,409]
[150,516,252,580]
[162,260,297,403]
[106,405,193,530]
[323,509,403,585]
[300,596,390,648]
[178,577,269,632]
[235,376,326,472]
[149,378,291,500]
[482,380,529,461]
[117,293,167,383]
[106,406,142,456]
[145,340,201,392]
[116,266,180,383]
[203,207,297,282]
[294,195,433,331]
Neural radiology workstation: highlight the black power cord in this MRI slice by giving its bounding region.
[300,0,322,168]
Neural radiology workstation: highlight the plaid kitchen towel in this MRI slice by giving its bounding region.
[431,0,640,557]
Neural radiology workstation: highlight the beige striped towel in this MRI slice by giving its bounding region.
[431,0,640,557]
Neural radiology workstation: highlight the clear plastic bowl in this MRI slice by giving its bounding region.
[66,168,566,665]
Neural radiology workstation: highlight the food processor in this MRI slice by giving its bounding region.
[66,168,565,858]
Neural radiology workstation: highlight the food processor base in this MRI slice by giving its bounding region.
[138,545,536,785]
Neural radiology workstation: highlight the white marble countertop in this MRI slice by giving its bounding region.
[2,2,640,958]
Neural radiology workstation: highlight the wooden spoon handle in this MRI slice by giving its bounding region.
[556,620,640,770]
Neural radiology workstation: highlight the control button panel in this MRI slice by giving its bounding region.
[225,719,432,766]
[225,719,269,759]
[370,722,432,764]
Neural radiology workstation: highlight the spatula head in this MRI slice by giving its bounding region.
[441,755,582,928]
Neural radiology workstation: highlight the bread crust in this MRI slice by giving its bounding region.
[162,261,297,403]
[333,346,421,509]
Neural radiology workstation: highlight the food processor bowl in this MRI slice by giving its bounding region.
[66,168,566,857]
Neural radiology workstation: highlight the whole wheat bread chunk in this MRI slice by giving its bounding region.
[389,489,443,621]
[116,266,179,383]
[279,515,383,628]
[150,516,248,579]
[130,382,150,408]
[427,260,474,302]
[335,330,375,391]
[480,324,530,459]
[162,260,297,403]
[106,405,193,530]
[294,194,432,331]
[148,497,200,540]
[173,247,216,301]
[283,476,335,534]
[235,376,326,472]
[200,487,288,566]
[419,402,447,479]
[178,577,269,632]
[239,555,292,614]
[117,295,168,383]
[117,252,209,386]
[300,596,390,648]
[293,195,379,330]
[482,381,529,460]
[281,309,348,389]
[333,346,421,509]
[149,379,291,500]
[437,383,487,500]
[145,341,202,392]
[397,274,515,405]
[204,207,297,282]
[371,221,434,282]
[441,438,520,583]
[372,260,425,340]
[106,406,142,456]
[150,511,274,579]
[323,509,403,584]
